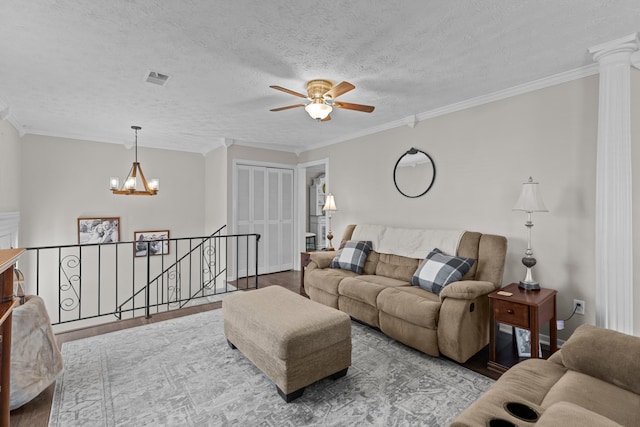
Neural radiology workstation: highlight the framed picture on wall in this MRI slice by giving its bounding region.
[134,230,170,257]
[77,217,120,244]
[515,327,542,358]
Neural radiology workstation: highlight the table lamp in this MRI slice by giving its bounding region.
[322,193,338,250]
[513,177,548,290]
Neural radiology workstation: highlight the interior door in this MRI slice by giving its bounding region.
[235,164,293,277]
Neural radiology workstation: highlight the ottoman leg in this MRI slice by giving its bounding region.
[328,367,348,380]
[277,386,304,403]
[227,339,237,350]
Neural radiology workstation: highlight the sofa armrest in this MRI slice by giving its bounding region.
[439,280,496,301]
[437,282,495,363]
[308,251,336,270]
[560,323,640,395]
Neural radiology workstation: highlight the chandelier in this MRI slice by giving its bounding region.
[110,126,158,196]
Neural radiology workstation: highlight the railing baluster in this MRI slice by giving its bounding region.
[145,241,151,319]
[57,247,61,325]
[115,244,119,319]
[98,244,101,316]
[255,235,260,289]
[36,249,40,296]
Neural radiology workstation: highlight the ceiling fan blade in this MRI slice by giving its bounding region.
[324,81,355,99]
[270,104,306,112]
[321,114,331,122]
[270,85,307,98]
[333,101,375,113]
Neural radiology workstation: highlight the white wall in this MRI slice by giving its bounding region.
[20,134,206,247]
[300,76,599,340]
[0,120,21,211]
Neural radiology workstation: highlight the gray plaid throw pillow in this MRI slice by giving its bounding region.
[329,240,373,274]
[410,248,475,295]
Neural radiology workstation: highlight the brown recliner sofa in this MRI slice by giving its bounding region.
[304,224,507,363]
[452,324,640,427]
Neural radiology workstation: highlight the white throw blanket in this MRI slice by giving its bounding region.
[351,224,465,259]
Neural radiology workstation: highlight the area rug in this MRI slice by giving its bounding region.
[49,308,493,426]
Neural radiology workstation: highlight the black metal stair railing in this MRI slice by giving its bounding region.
[21,225,261,327]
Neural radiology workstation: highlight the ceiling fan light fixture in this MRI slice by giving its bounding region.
[305,101,332,120]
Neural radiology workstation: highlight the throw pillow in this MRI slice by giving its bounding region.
[329,240,373,274]
[410,248,475,295]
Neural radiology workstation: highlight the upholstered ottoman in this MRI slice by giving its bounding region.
[223,285,351,402]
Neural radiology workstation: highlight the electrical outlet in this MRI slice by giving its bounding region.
[573,299,585,315]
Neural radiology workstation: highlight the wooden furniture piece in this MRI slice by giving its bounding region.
[488,282,557,373]
[0,248,24,424]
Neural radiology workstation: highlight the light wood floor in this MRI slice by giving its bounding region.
[10,270,503,427]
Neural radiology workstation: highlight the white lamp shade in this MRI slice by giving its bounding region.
[148,179,159,191]
[513,177,548,212]
[305,102,332,120]
[109,177,120,190]
[323,193,337,211]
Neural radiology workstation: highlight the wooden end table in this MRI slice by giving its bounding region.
[488,282,557,373]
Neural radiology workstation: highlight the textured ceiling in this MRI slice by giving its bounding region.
[0,1,638,154]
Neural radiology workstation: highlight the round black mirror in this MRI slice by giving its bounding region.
[393,148,436,198]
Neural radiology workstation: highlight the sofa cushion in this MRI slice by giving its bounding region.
[375,253,420,282]
[362,250,380,275]
[305,267,358,296]
[410,248,475,295]
[560,324,640,395]
[339,275,408,307]
[329,240,373,274]
[377,287,440,329]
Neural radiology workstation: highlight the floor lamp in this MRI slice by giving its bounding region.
[322,193,338,250]
[513,177,548,290]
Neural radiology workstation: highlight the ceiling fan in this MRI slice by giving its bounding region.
[270,80,375,121]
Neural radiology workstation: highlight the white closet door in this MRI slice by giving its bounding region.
[235,164,293,277]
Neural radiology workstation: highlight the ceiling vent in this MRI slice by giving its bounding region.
[144,71,171,86]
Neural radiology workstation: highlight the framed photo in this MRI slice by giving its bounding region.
[515,327,542,358]
[78,217,120,244]
[134,230,170,257]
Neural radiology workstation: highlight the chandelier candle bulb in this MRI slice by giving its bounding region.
[149,179,159,191]
[109,177,119,190]
[125,177,136,190]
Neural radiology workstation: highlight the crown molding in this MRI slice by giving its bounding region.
[232,139,300,154]
[304,64,600,153]
[416,64,599,122]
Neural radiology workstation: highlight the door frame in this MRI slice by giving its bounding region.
[296,158,329,270]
